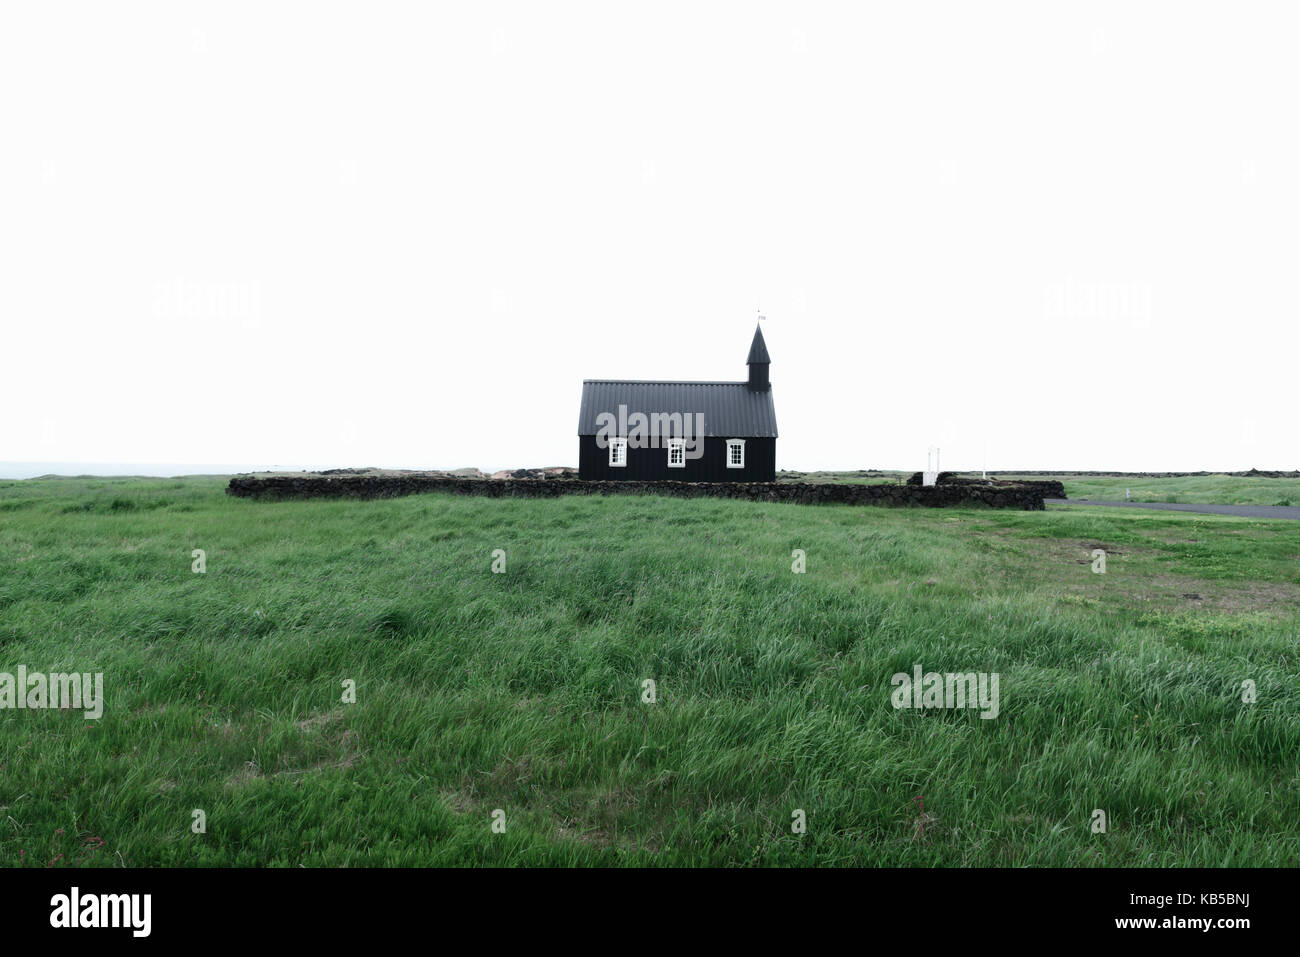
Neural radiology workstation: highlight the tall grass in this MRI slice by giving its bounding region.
[0,477,1296,865]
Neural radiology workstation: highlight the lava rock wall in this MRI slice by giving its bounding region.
[227,475,1046,510]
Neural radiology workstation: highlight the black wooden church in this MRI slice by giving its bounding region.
[577,326,778,482]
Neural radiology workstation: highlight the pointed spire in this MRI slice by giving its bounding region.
[747,324,770,365]
[746,324,770,391]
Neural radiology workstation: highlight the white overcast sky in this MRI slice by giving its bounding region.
[2,1,1296,476]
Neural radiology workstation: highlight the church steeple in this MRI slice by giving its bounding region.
[746,324,770,392]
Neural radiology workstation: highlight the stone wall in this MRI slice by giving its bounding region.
[904,471,960,486]
[903,472,1066,498]
[227,475,1046,510]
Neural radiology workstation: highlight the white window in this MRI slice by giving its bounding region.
[609,438,627,467]
[726,439,745,469]
[667,439,685,468]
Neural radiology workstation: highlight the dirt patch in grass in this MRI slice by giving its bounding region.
[554,785,662,854]
[440,775,661,855]
[1067,562,1299,616]
[222,711,362,787]
[297,708,347,732]
[225,761,263,788]
[487,755,542,791]
[1175,578,1300,614]
[995,534,1300,616]
[1004,535,1152,576]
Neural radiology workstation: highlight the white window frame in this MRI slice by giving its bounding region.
[667,439,686,468]
[726,439,745,469]
[608,438,628,468]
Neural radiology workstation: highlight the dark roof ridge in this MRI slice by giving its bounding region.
[582,379,749,385]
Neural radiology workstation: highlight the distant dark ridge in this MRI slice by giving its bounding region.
[983,469,1300,478]
[227,475,1045,510]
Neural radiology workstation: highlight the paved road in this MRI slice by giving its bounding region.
[1046,498,1300,520]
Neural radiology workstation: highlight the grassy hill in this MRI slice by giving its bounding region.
[0,476,1296,865]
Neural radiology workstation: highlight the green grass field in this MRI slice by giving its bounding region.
[1,476,1296,866]
[1041,474,1299,507]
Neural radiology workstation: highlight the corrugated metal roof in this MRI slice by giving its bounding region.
[577,380,778,438]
